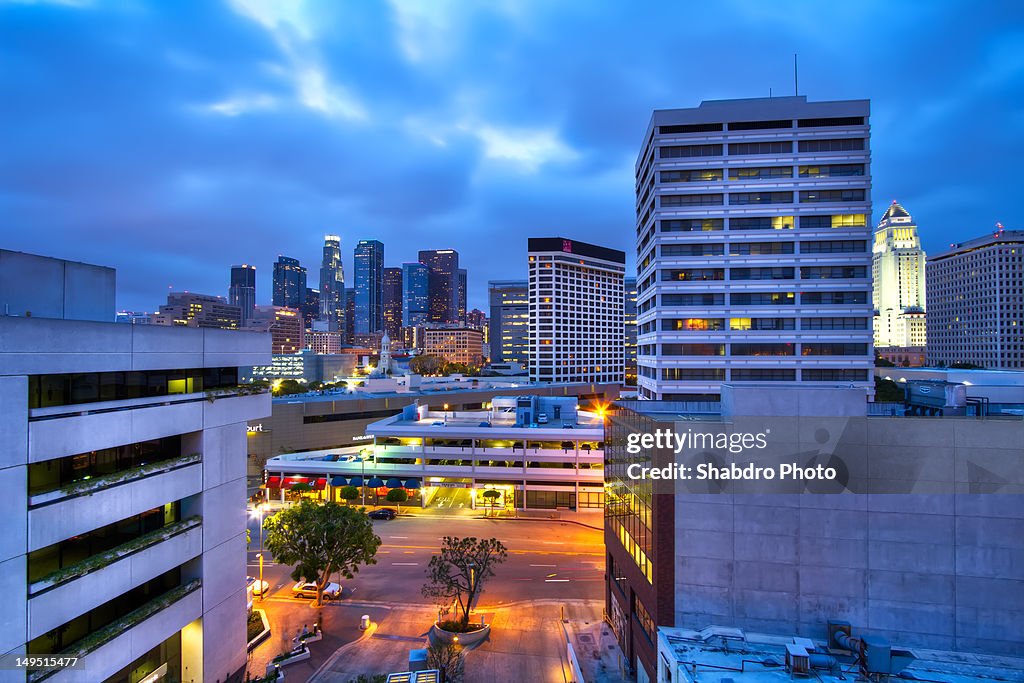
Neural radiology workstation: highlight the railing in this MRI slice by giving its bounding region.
[29,453,201,508]
[29,386,267,421]
[29,517,202,595]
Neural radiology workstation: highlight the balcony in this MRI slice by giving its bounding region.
[29,453,201,508]
[28,518,203,639]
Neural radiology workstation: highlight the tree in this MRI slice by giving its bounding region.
[422,536,508,629]
[409,354,445,375]
[263,500,382,607]
[427,640,465,683]
[339,485,360,505]
[874,376,905,402]
[481,489,500,516]
[386,488,408,514]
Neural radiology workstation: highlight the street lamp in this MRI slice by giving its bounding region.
[257,552,265,602]
[444,403,450,425]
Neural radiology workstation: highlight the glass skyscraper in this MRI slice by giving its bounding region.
[319,235,345,333]
[228,264,256,325]
[402,262,430,328]
[272,256,306,309]
[354,240,384,334]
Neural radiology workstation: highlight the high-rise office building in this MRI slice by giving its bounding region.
[457,268,468,324]
[302,287,320,329]
[873,201,926,349]
[152,292,241,329]
[528,238,625,384]
[354,240,384,335]
[926,227,1024,369]
[228,264,256,325]
[418,249,459,324]
[382,267,403,340]
[424,327,484,365]
[344,287,355,343]
[402,262,430,328]
[488,280,530,366]
[625,277,638,386]
[1,250,269,682]
[319,235,345,333]
[251,305,305,354]
[272,256,306,309]
[635,96,874,400]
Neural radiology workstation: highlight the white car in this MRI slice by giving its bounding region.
[291,581,341,599]
[248,576,271,596]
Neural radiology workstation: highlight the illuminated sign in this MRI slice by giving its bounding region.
[351,434,373,441]
[247,424,265,433]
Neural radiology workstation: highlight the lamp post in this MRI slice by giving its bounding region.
[444,403,449,425]
[257,552,265,602]
[361,458,366,507]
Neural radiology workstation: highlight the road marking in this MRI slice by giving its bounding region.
[530,564,556,567]
[545,579,571,583]
[389,536,409,539]
[540,541,564,545]
[391,562,419,566]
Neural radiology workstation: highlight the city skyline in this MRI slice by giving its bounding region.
[2,1,1022,314]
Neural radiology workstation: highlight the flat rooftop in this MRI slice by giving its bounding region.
[273,380,605,404]
[386,412,605,431]
[659,627,1024,683]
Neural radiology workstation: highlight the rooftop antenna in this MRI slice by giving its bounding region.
[793,53,799,96]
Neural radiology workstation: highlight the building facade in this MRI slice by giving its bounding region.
[873,201,926,349]
[354,240,384,335]
[418,249,460,325]
[457,267,468,324]
[424,327,484,365]
[635,96,874,401]
[528,237,626,385]
[382,267,403,341]
[319,235,346,333]
[926,228,1024,369]
[403,262,430,328]
[625,277,638,386]
[605,386,1024,681]
[251,305,305,354]
[152,292,241,329]
[306,330,345,355]
[0,251,270,683]
[488,280,530,366]
[272,256,306,309]
[228,264,256,326]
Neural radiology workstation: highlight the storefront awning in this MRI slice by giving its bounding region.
[330,476,348,487]
[366,476,385,488]
[347,476,364,486]
[385,478,404,489]
[403,479,421,489]
[283,477,308,488]
[312,478,327,491]
[265,476,281,489]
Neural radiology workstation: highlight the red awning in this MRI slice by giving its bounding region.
[265,476,281,489]
[283,477,308,488]
[312,478,327,491]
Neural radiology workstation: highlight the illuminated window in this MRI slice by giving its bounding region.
[832,214,867,227]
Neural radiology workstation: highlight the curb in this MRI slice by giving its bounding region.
[306,620,379,683]
[397,512,604,531]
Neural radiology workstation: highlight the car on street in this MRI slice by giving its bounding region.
[291,581,341,599]
[248,576,271,596]
[368,508,397,520]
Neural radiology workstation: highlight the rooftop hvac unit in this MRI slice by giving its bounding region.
[785,643,811,677]
[827,620,916,676]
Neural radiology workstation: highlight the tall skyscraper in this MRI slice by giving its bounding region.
[402,262,430,328]
[873,201,926,349]
[272,256,306,309]
[382,267,404,340]
[528,238,625,384]
[488,280,530,366]
[354,240,384,335]
[457,267,468,324]
[926,227,1024,369]
[624,277,638,386]
[635,96,873,400]
[344,287,355,343]
[319,235,345,333]
[228,264,256,325]
[418,249,459,324]
[302,287,320,329]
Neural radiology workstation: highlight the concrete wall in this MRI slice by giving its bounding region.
[0,250,115,322]
[672,416,1024,654]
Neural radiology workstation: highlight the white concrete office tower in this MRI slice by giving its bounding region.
[927,227,1024,369]
[635,96,874,400]
[873,201,926,348]
[0,251,270,682]
[319,234,346,333]
[527,238,625,384]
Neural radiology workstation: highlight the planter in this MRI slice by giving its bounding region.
[431,621,490,647]
[271,646,310,669]
[247,609,271,651]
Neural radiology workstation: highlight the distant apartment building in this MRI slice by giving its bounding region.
[306,330,345,355]
[354,239,384,335]
[424,327,484,365]
[635,96,874,400]
[272,255,306,309]
[152,292,241,329]
[228,264,256,325]
[0,250,270,682]
[382,267,404,340]
[873,201,926,349]
[528,238,625,384]
[116,310,152,325]
[403,262,430,328]
[419,249,460,324]
[625,277,638,385]
[318,235,345,333]
[251,305,305,354]
[926,227,1024,369]
[488,280,529,366]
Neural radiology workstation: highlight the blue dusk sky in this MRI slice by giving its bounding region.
[2,0,1022,313]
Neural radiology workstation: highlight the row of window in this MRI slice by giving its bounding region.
[653,368,868,381]
[656,117,863,136]
[660,266,866,281]
[658,343,868,356]
[658,164,865,183]
[660,189,865,207]
[655,317,867,331]
[659,138,865,158]
[659,291,869,306]
[28,368,240,410]
[658,215,866,232]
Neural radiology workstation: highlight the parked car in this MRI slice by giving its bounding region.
[247,576,270,596]
[537,413,549,424]
[368,508,397,520]
[291,581,341,599]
